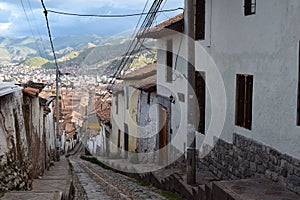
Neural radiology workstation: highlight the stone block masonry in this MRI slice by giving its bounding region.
[200,133,300,195]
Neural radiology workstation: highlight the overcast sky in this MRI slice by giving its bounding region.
[0,0,183,38]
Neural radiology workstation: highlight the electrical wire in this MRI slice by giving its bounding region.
[40,0,59,72]
[109,0,163,85]
[104,0,150,81]
[47,7,183,18]
[20,0,44,58]
[26,0,51,60]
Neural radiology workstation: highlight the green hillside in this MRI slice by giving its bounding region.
[0,34,156,75]
[21,56,49,67]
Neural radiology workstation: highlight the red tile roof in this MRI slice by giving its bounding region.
[122,63,157,91]
[121,63,156,80]
[140,13,184,38]
[95,94,112,124]
[23,87,40,97]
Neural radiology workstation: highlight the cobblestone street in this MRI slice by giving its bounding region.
[69,145,165,200]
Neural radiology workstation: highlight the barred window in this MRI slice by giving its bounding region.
[244,0,256,16]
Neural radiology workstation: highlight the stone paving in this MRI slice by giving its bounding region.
[70,157,166,200]
[213,178,300,200]
[1,157,72,200]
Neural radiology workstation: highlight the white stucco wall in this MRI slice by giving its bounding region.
[45,102,55,154]
[156,34,189,154]
[156,0,300,159]
[194,0,300,158]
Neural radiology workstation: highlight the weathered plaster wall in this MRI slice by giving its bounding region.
[110,92,125,155]
[44,102,55,161]
[0,90,31,191]
[126,86,138,152]
[137,91,157,162]
[0,90,55,192]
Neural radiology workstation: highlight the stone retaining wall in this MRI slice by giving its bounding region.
[201,133,300,195]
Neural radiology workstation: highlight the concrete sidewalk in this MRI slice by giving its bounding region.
[1,156,73,200]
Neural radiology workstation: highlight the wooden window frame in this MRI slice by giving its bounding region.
[195,71,206,134]
[195,0,205,40]
[166,40,173,83]
[235,74,253,130]
[244,0,256,16]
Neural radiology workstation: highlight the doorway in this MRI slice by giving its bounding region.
[159,106,168,165]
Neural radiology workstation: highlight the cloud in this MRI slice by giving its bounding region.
[0,22,11,34]
[0,0,183,37]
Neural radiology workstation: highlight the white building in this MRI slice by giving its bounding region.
[143,0,300,194]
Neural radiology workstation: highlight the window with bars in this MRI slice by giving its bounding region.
[235,74,253,130]
[195,0,205,40]
[244,0,256,16]
[195,71,206,134]
[166,40,173,83]
[297,42,300,126]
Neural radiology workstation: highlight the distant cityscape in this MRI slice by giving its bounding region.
[0,64,113,89]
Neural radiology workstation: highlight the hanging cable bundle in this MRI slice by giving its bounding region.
[107,0,164,90]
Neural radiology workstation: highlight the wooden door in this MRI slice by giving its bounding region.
[159,106,168,165]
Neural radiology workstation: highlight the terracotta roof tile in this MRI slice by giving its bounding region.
[121,63,156,80]
[95,95,111,124]
[140,13,184,38]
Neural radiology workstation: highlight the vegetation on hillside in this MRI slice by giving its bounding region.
[21,56,49,67]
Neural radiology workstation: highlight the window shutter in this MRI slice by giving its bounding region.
[195,0,205,40]
[236,74,245,126]
[166,40,173,82]
[245,75,253,130]
[195,71,205,134]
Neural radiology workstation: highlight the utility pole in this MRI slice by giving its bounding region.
[185,0,196,185]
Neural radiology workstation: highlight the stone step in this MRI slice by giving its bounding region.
[1,157,72,200]
[211,178,300,200]
[1,191,62,200]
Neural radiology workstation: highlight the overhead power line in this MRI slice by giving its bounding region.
[108,0,164,88]
[20,0,44,58]
[40,0,59,71]
[47,7,183,18]
[26,0,51,60]
[40,0,61,161]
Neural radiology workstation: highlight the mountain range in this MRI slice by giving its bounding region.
[0,34,156,75]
